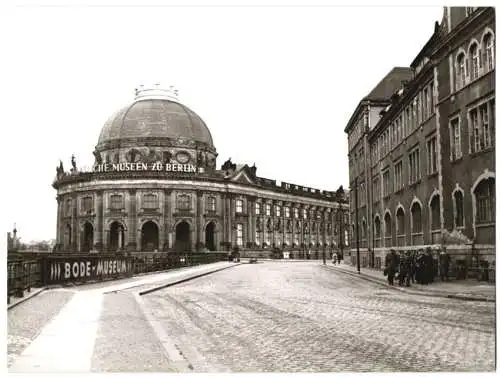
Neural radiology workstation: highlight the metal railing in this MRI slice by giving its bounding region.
[7,259,42,304]
[7,252,229,304]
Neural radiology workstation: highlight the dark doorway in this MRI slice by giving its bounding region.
[141,221,159,251]
[205,222,216,251]
[82,222,94,252]
[175,221,191,253]
[110,221,125,251]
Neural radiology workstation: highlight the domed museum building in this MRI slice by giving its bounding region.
[53,86,350,258]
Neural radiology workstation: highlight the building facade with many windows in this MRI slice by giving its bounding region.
[53,86,349,258]
[345,7,495,269]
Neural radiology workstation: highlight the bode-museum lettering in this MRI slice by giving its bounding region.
[94,162,198,173]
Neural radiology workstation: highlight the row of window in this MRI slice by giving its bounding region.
[356,178,495,243]
[66,194,345,220]
[369,81,436,166]
[455,29,495,91]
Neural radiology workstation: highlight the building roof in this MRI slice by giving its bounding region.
[97,87,214,150]
[363,67,414,101]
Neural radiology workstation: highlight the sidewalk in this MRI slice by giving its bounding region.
[327,262,496,302]
[8,288,47,310]
[9,261,239,373]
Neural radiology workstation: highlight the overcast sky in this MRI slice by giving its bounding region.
[1,4,444,243]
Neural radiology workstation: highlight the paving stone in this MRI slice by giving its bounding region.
[140,262,495,372]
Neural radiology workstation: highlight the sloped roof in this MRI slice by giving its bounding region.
[363,67,414,101]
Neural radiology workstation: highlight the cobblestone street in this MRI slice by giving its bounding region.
[141,262,495,372]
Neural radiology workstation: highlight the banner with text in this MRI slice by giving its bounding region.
[45,256,134,284]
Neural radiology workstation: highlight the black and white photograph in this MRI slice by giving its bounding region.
[3,0,496,374]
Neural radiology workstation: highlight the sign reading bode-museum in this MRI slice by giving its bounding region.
[93,162,201,173]
[46,256,133,284]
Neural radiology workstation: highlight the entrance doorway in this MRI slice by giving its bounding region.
[141,221,159,251]
[109,221,125,251]
[175,221,191,253]
[82,222,94,252]
[205,222,216,251]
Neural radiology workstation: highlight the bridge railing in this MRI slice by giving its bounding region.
[7,252,229,304]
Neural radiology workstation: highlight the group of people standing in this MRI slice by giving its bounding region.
[384,248,451,286]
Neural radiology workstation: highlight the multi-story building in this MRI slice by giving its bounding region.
[345,6,495,271]
[53,85,350,259]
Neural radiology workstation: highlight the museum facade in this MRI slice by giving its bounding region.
[53,86,349,257]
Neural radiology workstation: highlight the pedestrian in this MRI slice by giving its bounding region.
[384,249,399,286]
[439,248,450,282]
[415,249,425,284]
[398,251,407,286]
[425,248,435,284]
[409,250,417,284]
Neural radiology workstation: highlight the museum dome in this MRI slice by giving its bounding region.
[96,85,214,150]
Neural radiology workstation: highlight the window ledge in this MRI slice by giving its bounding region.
[427,171,438,179]
[409,180,422,188]
[451,156,464,165]
[476,222,495,228]
[471,147,494,158]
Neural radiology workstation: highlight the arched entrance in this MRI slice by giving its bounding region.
[205,222,216,251]
[82,222,94,252]
[141,221,159,251]
[109,221,125,251]
[175,221,191,253]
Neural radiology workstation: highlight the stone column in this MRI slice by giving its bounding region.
[128,189,137,252]
[95,191,103,252]
[165,190,172,250]
[196,190,203,250]
[56,196,62,247]
[71,194,78,253]
[247,196,254,245]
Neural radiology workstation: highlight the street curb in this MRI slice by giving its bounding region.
[7,287,47,311]
[139,263,243,296]
[324,265,495,303]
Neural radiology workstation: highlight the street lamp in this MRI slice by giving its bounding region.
[354,177,361,274]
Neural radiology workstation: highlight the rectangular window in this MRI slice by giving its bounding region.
[429,82,435,115]
[285,207,290,218]
[422,88,428,120]
[255,202,261,215]
[382,169,391,197]
[408,148,421,185]
[236,199,243,214]
[294,207,299,219]
[177,194,191,210]
[394,161,403,192]
[236,224,243,246]
[427,137,437,174]
[275,205,281,217]
[110,194,124,210]
[81,196,93,213]
[207,196,216,212]
[266,204,271,216]
[450,117,462,161]
[255,231,261,246]
[143,194,158,209]
[372,176,380,203]
[470,100,495,154]
[303,209,307,219]
[65,199,72,215]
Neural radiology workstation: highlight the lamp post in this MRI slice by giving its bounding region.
[354,177,361,274]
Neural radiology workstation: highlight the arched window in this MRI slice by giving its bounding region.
[411,202,422,233]
[430,195,440,231]
[475,178,495,223]
[456,52,467,89]
[374,216,381,239]
[396,208,405,235]
[470,43,480,80]
[483,33,495,71]
[454,191,464,228]
[384,213,392,238]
